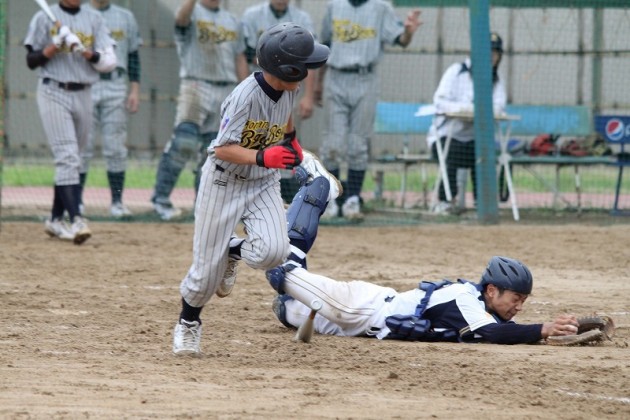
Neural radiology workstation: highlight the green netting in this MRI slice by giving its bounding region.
[2,0,629,225]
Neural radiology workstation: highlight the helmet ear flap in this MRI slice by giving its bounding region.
[277,63,308,82]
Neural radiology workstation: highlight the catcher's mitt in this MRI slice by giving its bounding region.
[546,315,615,346]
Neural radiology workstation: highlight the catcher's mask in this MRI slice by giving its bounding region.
[256,22,329,83]
[480,256,533,295]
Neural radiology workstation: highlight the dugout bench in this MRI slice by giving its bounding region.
[372,102,620,216]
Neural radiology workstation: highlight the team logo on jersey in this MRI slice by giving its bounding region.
[240,120,287,149]
[332,20,376,43]
[50,28,94,52]
[109,29,126,41]
[605,118,625,142]
[197,21,237,44]
[75,32,94,48]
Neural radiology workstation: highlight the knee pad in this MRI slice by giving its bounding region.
[266,266,287,294]
[265,262,299,294]
[286,177,330,253]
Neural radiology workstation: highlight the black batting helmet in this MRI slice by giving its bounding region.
[256,22,329,82]
[491,32,503,53]
[480,256,533,295]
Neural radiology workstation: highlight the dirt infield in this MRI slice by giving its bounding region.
[1,222,629,419]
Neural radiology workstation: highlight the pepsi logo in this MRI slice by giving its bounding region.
[605,119,625,141]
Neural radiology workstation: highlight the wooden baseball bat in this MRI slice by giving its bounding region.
[294,299,323,343]
[33,0,60,28]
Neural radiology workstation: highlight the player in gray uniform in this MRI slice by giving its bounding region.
[151,0,249,221]
[241,0,320,203]
[82,0,142,218]
[172,23,330,356]
[317,0,421,219]
[24,0,116,244]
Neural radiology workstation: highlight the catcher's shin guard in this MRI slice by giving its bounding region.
[286,176,330,254]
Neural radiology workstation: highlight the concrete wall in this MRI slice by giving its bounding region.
[4,0,629,158]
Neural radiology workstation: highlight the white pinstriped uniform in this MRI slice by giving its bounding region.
[173,4,245,134]
[83,3,142,174]
[319,0,405,171]
[180,73,298,307]
[24,5,115,186]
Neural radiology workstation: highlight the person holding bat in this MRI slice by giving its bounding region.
[265,175,586,345]
[24,0,116,244]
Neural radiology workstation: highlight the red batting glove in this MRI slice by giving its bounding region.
[256,145,301,169]
[288,137,303,162]
[282,130,304,163]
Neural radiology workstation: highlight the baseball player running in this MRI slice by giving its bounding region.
[317,0,422,219]
[241,0,321,204]
[83,0,142,218]
[25,0,116,244]
[151,0,249,221]
[266,241,580,344]
[172,23,330,356]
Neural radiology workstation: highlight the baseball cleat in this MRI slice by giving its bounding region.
[431,201,453,215]
[299,150,342,203]
[341,195,363,220]
[70,216,92,245]
[173,319,202,356]
[153,202,183,221]
[216,257,239,298]
[44,218,74,241]
[110,202,132,218]
[321,199,339,219]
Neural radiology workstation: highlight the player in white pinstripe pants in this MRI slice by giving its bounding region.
[24,0,116,244]
[317,0,422,219]
[83,0,142,218]
[172,23,330,356]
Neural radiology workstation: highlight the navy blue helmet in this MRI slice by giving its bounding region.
[257,23,329,82]
[480,256,533,294]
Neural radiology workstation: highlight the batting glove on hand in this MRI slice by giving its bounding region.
[282,130,304,163]
[64,33,85,53]
[256,145,301,169]
[51,26,71,48]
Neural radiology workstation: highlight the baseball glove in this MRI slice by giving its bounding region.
[546,315,615,346]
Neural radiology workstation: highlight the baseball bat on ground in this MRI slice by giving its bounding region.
[33,0,60,28]
[294,299,323,343]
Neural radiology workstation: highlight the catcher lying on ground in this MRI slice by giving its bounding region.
[264,164,615,345]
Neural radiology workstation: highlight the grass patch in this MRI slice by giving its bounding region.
[2,159,627,195]
[2,160,195,189]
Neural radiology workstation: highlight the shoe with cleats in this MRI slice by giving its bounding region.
[341,195,363,220]
[111,202,132,218]
[70,216,91,245]
[216,257,239,298]
[153,202,182,221]
[44,218,74,241]
[173,319,202,356]
[299,150,342,203]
